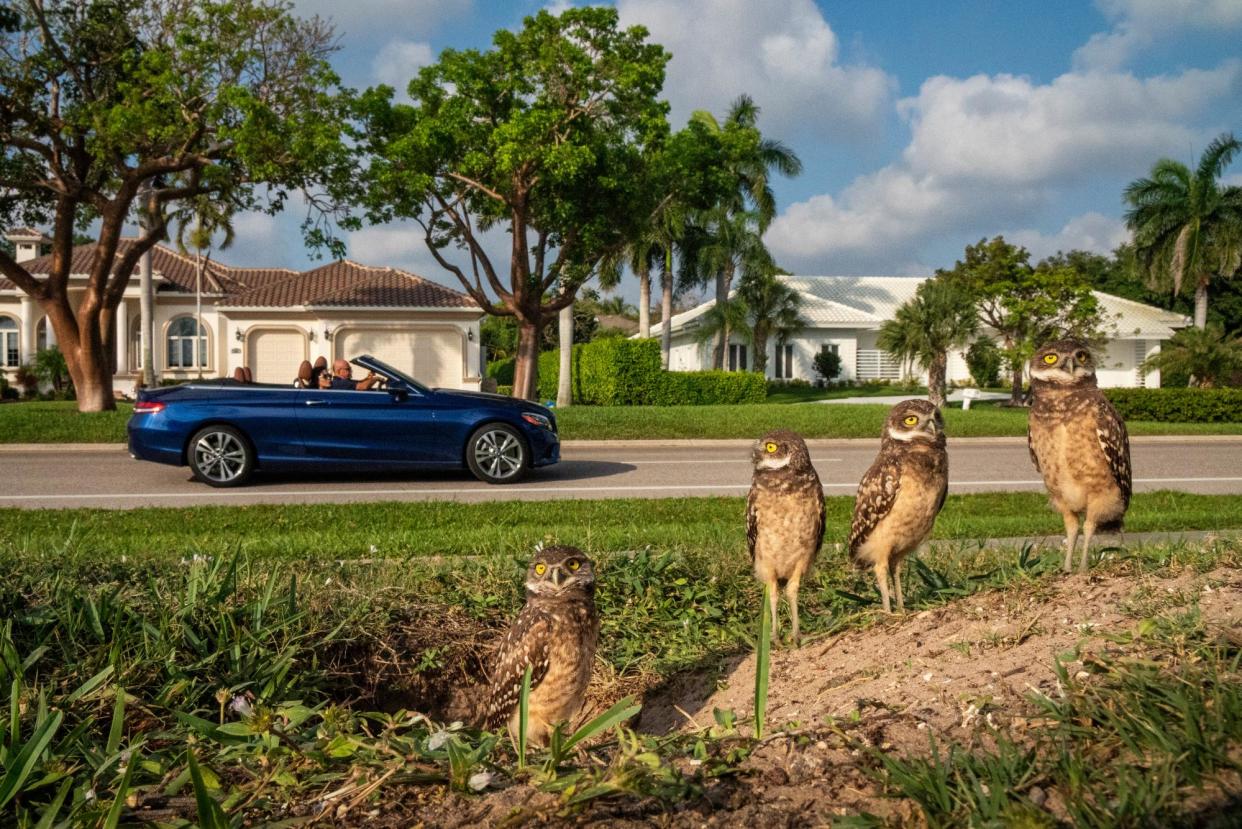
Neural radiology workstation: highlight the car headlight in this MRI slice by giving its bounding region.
[521,412,552,430]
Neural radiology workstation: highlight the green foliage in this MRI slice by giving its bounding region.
[481,316,520,362]
[1104,387,1242,422]
[1140,324,1242,387]
[939,237,1103,401]
[32,346,69,392]
[812,346,843,382]
[738,268,804,375]
[486,357,516,385]
[877,279,978,405]
[537,338,764,405]
[964,338,1003,388]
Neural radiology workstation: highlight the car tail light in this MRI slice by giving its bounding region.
[133,400,166,414]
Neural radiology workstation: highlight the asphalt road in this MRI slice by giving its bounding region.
[1,437,1241,509]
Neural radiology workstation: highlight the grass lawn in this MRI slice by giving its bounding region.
[1,497,1238,825]
[2,398,1239,443]
[764,382,931,403]
[3,490,1240,561]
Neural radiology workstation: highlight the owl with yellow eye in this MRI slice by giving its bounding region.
[848,399,948,613]
[476,545,599,746]
[746,429,825,646]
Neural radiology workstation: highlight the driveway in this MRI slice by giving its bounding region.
[2,436,1240,509]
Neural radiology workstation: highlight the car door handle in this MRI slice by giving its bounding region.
[305,399,328,406]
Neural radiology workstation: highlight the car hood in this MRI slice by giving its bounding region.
[434,388,551,413]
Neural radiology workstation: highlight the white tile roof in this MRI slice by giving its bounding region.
[662,275,1189,339]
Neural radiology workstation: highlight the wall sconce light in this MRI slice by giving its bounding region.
[234,328,244,342]
[323,326,333,341]
[467,329,475,342]
[308,329,317,343]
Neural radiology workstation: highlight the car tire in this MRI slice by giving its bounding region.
[187,425,255,487]
[465,423,529,484]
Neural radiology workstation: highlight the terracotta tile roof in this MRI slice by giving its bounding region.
[222,260,478,309]
[3,240,477,310]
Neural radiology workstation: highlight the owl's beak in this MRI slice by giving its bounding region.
[550,567,563,587]
[926,420,939,436]
[1066,354,1078,372]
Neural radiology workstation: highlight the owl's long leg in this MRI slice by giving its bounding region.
[785,569,804,647]
[1079,518,1096,573]
[873,560,891,614]
[890,558,905,613]
[1061,513,1080,573]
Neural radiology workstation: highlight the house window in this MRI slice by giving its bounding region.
[35,318,48,352]
[728,343,748,371]
[773,341,794,379]
[0,316,18,368]
[166,316,209,370]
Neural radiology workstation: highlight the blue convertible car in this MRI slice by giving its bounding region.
[127,355,559,486]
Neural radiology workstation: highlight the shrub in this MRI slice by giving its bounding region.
[812,346,842,383]
[0,374,15,401]
[653,371,767,405]
[14,364,39,397]
[537,338,766,405]
[33,346,70,392]
[485,357,515,385]
[1103,388,1242,422]
[496,385,513,397]
[965,339,1002,387]
[767,378,813,395]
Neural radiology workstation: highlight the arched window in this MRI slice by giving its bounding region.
[166,316,209,370]
[0,316,18,368]
[35,317,48,352]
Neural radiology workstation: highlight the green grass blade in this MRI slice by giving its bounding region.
[33,777,72,829]
[755,583,771,740]
[105,688,126,757]
[187,750,229,829]
[62,666,113,706]
[101,758,134,829]
[560,696,642,755]
[0,710,63,809]
[517,664,532,769]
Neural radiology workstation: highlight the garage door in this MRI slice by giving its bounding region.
[247,329,306,384]
[337,328,461,388]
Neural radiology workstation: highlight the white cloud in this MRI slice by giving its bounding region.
[766,61,1242,274]
[1006,213,1131,261]
[1075,0,1242,70]
[615,0,894,139]
[372,40,435,91]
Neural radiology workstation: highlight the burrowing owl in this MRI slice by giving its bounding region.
[849,400,948,613]
[1027,339,1131,573]
[746,429,825,646]
[478,546,600,746]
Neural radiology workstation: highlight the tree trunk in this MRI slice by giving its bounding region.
[557,303,573,407]
[637,259,651,339]
[752,329,768,375]
[1194,278,1208,329]
[711,263,733,370]
[660,266,673,370]
[1008,354,1025,406]
[512,318,541,401]
[928,350,947,409]
[47,291,118,412]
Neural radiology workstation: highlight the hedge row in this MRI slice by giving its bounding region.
[535,338,766,406]
[485,357,515,385]
[1104,387,1242,423]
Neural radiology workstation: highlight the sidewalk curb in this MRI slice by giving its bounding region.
[2,434,1242,453]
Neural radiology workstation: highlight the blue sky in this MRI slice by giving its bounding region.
[220,0,1242,301]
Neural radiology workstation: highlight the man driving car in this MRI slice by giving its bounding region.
[322,358,381,390]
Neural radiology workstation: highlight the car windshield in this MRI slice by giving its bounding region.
[351,356,431,394]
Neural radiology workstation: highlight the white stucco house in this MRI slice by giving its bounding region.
[1,228,485,392]
[664,275,1190,388]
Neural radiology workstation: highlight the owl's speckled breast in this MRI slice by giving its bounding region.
[750,482,823,582]
[521,599,598,738]
[1031,391,1120,515]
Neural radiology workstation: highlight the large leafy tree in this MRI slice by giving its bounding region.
[0,0,348,411]
[938,237,1102,405]
[876,278,977,408]
[1125,132,1242,330]
[350,7,670,400]
[690,95,801,369]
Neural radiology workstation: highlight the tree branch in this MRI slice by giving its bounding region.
[444,171,507,203]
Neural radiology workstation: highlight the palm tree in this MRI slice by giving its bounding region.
[692,294,752,368]
[172,198,234,379]
[739,268,803,375]
[685,208,773,368]
[1125,132,1242,329]
[877,279,979,408]
[691,95,801,368]
[1141,324,1242,388]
